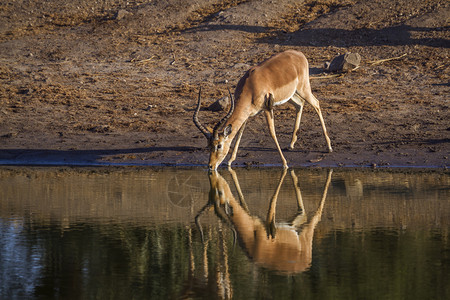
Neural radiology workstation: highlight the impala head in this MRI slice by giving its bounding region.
[193,88,235,171]
[208,170,228,205]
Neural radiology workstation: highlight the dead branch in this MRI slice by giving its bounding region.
[367,53,407,65]
[310,73,345,80]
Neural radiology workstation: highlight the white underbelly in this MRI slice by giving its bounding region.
[274,91,296,106]
[274,78,298,106]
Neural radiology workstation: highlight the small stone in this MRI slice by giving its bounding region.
[115,9,132,20]
[18,87,33,95]
[88,125,110,133]
[233,63,250,69]
[207,96,229,112]
[1,132,15,138]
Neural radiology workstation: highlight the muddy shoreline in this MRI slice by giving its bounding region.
[1,0,449,170]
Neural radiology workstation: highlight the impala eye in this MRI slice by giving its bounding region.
[217,144,222,149]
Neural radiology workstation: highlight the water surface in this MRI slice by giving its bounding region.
[0,167,448,299]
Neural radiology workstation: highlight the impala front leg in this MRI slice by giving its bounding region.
[228,121,247,167]
[264,110,288,169]
[266,169,288,238]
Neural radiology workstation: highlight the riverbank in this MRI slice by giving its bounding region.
[1,0,448,169]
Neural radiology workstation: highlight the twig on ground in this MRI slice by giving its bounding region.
[367,53,407,65]
[310,73,345,80]
[434,64,447,70]
[134,55,156,64]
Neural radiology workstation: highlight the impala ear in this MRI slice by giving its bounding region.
[223,124,232,137]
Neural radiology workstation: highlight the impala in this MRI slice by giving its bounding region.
[193,50,333,170]
[196,168,332,274]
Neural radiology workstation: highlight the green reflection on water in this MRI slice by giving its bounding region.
[0,167,448,299]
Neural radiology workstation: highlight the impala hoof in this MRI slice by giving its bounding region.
[285,146,295,152]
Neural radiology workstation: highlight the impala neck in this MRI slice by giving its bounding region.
[211,174,259,249]
[222,95,252,141]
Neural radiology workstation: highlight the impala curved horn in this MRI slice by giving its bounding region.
[213,88,235,132]
[193,87,211,139]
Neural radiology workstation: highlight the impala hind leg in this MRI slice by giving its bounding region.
[264,110,288,168]
[289,169,307,228]
[288,93,306,150]
[300,91,333,153]
[227,120,247,167]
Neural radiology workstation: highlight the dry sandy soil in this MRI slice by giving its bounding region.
[0,0,449,168]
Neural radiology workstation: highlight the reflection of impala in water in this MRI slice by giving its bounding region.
[196,168,333,274]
